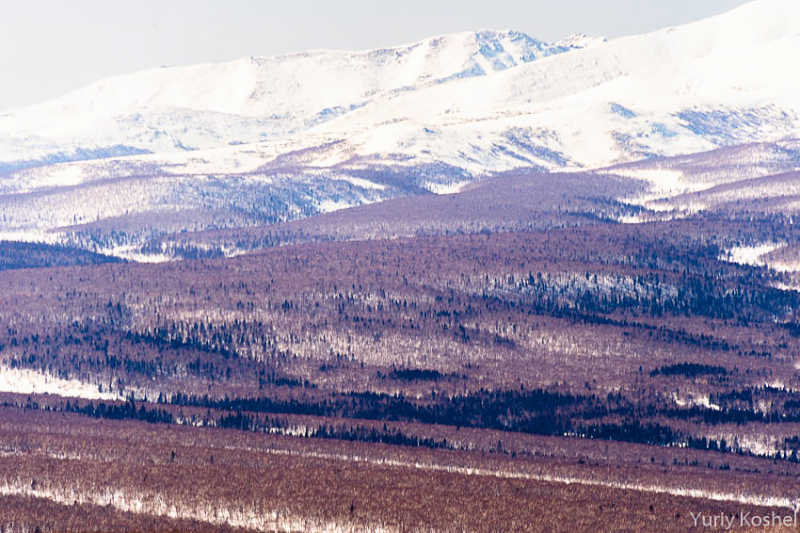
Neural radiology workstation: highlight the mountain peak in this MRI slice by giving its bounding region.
[557,33,607,49]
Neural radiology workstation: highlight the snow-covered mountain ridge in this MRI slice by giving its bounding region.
[1,0,800,257]
[0,29,601,169]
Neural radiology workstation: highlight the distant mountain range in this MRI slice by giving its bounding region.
[1,0,799,258]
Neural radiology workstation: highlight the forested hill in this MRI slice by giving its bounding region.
[0,240,124,271]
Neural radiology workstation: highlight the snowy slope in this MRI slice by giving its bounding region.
[0,30,597,168]
[305,0,800,169]
[1,0,799,256]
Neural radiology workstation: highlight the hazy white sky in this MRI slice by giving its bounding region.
[0,0,751,111]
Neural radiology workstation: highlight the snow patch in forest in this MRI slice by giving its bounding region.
[617,169,690,196]
[722,243,783,267]
[336,176,387,190]
[426,180,469,195]
[729,434,778,458]
[0,230,54,244]
[108,244,173,263]
[671,392,721,411]
[318,198,355,213]
[0,366,121,400]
